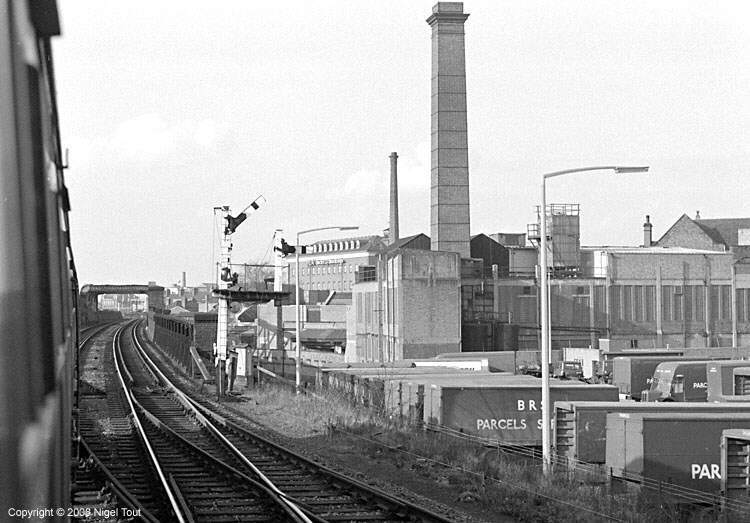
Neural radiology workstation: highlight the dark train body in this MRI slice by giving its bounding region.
[0,1,75,518]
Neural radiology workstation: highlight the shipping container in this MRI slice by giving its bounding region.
[641,361,712,402]
[555,401,750,465]
[720,429,750,504]
[382,374,536,422]
[708,360,750,402]
[434,350,563,373]
[423,380,618,445]
[734,367,750,396]
[606,412,750,494]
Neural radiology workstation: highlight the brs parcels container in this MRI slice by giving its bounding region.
[606,412,750,494]
[382,373,526,423]
[555,401,750,465]
[424,380,619,445]
[707,360,750,402]
[720,429,750,503]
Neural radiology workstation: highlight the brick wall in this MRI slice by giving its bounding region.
[657,215,723,251]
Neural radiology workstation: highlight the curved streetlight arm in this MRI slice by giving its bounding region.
[543,165,649,180]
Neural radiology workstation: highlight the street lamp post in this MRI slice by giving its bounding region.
[295,225,359,393]
[539,165,648,476]
[731,257,750,348]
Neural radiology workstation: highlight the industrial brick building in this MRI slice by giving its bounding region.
[283,234,430,292]
[460,213,750,351]
[251,3,750,363]
[347,248,461,361]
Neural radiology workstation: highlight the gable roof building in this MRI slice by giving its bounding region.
[656,214,750,258]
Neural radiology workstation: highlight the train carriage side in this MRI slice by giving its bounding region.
[0,1,75,519]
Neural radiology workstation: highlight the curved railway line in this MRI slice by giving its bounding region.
[76,320,458,522]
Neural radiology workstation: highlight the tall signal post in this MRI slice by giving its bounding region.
[213,196,263,399]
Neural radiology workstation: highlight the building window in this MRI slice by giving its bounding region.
[694,286,705,322]
[737,289,746,323]
[710,286,720,321]
[610,286,621,320]
[643,285,656,322]
[634,286,643,322]
[623,286,632,322]
[672,286,683,322]
[662,286,672,322]
[721,285,731,321]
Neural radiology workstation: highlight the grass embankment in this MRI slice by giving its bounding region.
[243,382,719,523]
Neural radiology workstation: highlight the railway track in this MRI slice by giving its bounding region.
[75,322,168,521]
[129,320,457,523]
[116,321,308,522]
[76,320,458,521]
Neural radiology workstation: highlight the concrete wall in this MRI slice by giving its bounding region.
[349,249,461,363]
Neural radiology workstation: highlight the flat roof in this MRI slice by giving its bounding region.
[582,246,729,255]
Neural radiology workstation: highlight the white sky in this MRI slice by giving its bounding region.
[54,1,750,287]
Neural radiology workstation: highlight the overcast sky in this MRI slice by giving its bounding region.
[54,1,750,287]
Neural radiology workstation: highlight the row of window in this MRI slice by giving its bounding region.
[306,281,353,291]
[309,240,362,253]
[611,285,750,323]
[291,264,360,277]
[502,284,750,325]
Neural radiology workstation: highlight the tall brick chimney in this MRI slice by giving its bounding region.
[643,215,653,247]
[427,2,471,258]
[389,152,400,245]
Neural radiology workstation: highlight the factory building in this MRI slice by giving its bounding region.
[346,248,461,362]
[461,213,750,351]
[284,233,430,293]
[254,3,750,363]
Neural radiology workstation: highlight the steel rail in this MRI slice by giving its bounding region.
[127,323,315,523]
[75,321,164,521]
[130,393,321,522]
[75,436,161,523]
[134,321,457,523]
[111,323,188,523]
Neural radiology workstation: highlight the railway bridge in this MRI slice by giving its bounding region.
[79,284,165,324]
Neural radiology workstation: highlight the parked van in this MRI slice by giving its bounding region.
[641,361,710,402]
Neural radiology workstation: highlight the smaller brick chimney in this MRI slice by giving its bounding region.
[643,215,653,247]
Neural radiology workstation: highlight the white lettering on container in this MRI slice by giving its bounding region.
[691,464,720,480]
[476,418,528,430]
